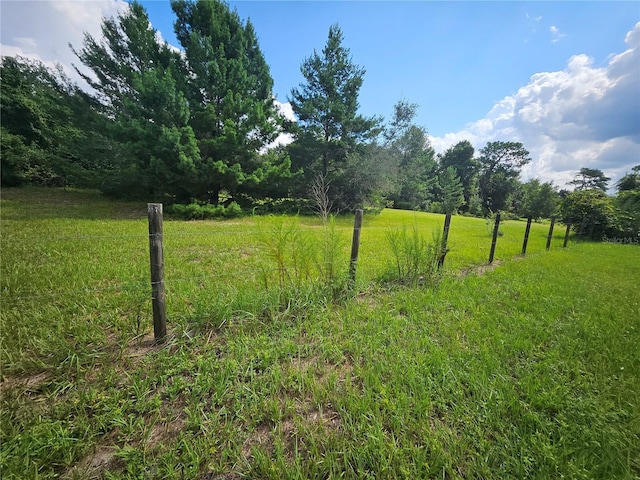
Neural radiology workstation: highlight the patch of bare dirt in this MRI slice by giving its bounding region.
[456,259,503,278]
[0,371,51,395]
[62,446,121,480]
[145,414,187,450]
[122,332,161,360]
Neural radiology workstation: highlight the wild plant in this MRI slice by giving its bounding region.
[385,223,440,286]
[257,216,314,290]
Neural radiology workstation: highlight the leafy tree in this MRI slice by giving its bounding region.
[615,189,640,237]
[559,189,618,239]
[438,140,480,214]
[477,141,531,213]
[0,56,100,187]
[172,0,283,204]
[0,128,49,187]
[613,166,640,237]
[616,165,640,192]
[438,166,465,214]
[568,167,611,192]
[384,100,437,210]
[288,23,381,210]
[517,179,559,220]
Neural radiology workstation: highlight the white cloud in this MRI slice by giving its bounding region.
[261,100,295,151]
[430,22,640,188]
[550,25,567,43]
[275,100,296,123]
[1,0,129,86]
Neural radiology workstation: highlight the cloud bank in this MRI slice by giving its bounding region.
[1,0,130,86]
[430,22,640,188]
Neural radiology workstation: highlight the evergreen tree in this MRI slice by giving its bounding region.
[438,166,465,214]
[384,100,438,210]
[288,24,380,210]
[73,1,200,200]
[568,167,611,192]
[74,0,285,203]
[438,140,479,214]
[172,0,282,204]
[477,141,531,213]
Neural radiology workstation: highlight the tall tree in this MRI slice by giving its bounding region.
[559,189,617,239]
[568,167,611,192]
[517,178,559,220]
[0,56,101,187]
[437,140,480,214]
[172,0,282,204]
[615,165,640,192]
[73,2,200,200]
[384,100,437,210]
[288,24,380,209]
[614,165,640,236]
[477,141,531,213]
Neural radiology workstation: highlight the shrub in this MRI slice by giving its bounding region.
[558,189,618,240]
[223,201,243,218]
[169,202,243,220]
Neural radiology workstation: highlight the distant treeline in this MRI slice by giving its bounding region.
[1,1,638,238]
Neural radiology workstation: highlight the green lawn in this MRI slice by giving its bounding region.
[1,188,638,479]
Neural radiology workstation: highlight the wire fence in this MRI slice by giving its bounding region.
[1,208,572,315]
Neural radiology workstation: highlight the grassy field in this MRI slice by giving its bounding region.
[1,188,639,479]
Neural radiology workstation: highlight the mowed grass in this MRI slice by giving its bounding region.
[1,188,638,479]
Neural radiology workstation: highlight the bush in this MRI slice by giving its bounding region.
[169,202,243,220]
[559,189,619,240]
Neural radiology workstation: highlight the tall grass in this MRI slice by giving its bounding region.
[1,188,638,479]
[384,223,441,286]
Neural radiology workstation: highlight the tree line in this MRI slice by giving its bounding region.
[1,0,638,238]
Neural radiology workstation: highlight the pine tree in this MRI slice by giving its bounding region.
[439,166,465,214]
[288,24,380,209]
[438,140,478,213]
[73,2,200,200]
[384,100,438,210]
[171,0,282,204]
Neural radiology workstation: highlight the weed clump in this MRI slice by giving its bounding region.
[256,215,349,310]
[383,223,442,287]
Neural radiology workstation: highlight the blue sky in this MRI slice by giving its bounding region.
[140,1,638,136]
[1,1,639,187]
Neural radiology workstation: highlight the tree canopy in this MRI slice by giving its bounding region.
[477,141,531,213]
[288,24,381,210]
[437,140,480,215]
[568,167,611,192]
[172,0,283,204]
[4,6,638,235]
[0,56,100,187]
[68,0,288,203]
[384,100,437,211]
